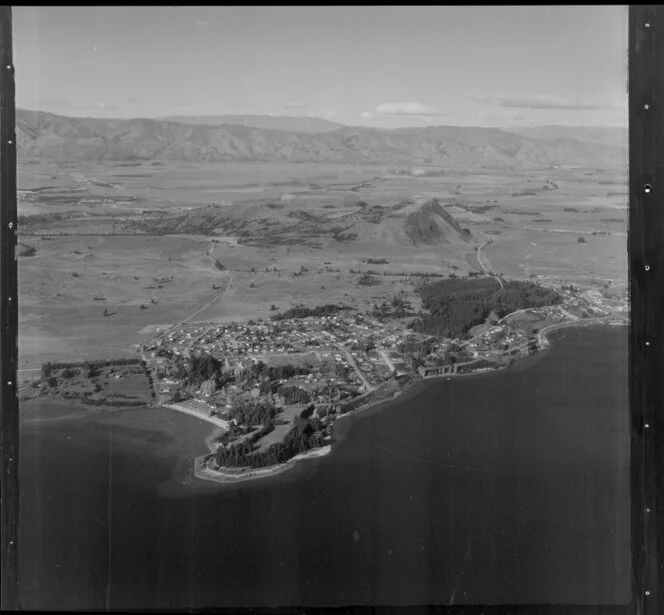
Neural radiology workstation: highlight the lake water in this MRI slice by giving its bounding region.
[18,325,630,610]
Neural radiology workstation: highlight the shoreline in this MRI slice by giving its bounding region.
[415,316,627,387]
[193,317,627,486]
[25,317,626,487]
[160,402,231,430]
[193,444,332,485]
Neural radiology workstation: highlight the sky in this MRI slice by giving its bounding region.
[13,6,628,128]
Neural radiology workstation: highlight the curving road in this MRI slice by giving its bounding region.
[150,243,232,344]
[476,239,504,289]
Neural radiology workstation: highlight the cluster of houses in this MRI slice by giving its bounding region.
[144,312,402,359]
[466,325,529,353]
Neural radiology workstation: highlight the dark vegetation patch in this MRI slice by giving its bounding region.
[17,243,36,257]
[511,190,540,197]
[272,303,350,321]
[357,273,381,287]
[350,268,445,278]
[411,278,561,338]
[212,418,325,469]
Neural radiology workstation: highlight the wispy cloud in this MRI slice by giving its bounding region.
[478,95,627,111]
[283,101,308,110]
[371,102,447,116]
[307,110,337,119]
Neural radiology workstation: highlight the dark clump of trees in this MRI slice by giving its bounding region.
[214,419,324,469]
[272,303,350,321]
[187,354,224,387]
[412,278,561,338]
[350,268,445,278]
[279,385,311,405]
[367,258,389,265]
[41,358,143,380]
[578,236,587,243]
[358,273,381,287]
[371,295,417,320]
[227,399,277,426]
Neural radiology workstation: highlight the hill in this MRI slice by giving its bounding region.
[132,197,473,250]
[159,114,345,134]
[16,109,626,168]
[506,125,627,148]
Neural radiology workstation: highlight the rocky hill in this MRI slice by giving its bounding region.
[16,109,626,168]
[130,197,473,251]
[404,200,471,245]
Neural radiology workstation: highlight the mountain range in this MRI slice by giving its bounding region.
[16,109,627,168]
[159,114,344,133]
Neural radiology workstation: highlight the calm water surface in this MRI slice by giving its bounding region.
[18,326,630,609]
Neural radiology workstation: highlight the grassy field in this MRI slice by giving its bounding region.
[17,160,628,371]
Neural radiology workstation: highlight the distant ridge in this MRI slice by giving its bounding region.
[506,125,627,148]
[158,114,345,134]
[16,109,627,167]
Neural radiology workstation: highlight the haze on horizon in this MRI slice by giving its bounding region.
[14,6,627,129]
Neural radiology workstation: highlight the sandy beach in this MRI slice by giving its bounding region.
[161,402,231,430]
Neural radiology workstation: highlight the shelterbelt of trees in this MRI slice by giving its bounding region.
[212,416,325,469]
[271,303,350,321]
[412,278,562,338]
[41,358,144,379]
[169,354,320,388]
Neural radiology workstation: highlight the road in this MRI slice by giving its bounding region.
[535,314,625,346]
[558,306,579,321]
[151,243,232,344]
[378,348,396,372]
[183,324,216,353]
[338,346,374,392]
[476,239,504,289]
[497,307,533,325]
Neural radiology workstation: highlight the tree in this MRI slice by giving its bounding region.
[41,362,53,379]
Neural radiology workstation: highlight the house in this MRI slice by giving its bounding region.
[418,364,455,378]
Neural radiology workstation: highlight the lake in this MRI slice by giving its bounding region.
[18,325,630,610]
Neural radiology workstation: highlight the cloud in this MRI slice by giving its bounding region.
[479,95,627,111]
[307,110,337,119]
[283,101,308,110]
[373,102,446,116]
